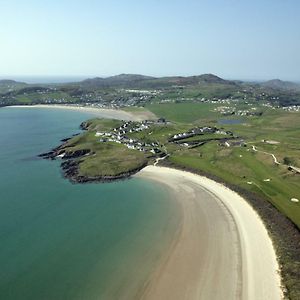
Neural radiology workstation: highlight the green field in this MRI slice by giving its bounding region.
[146,102,220,123]
[143,103,300,227]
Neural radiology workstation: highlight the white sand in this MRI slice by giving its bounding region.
[7,104,155,121]
[136,166,283,300]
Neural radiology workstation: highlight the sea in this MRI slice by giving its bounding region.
[0,107,178,299]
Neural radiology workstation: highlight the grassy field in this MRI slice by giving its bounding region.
[78,142,147,177]
[141,103,300,227]
[169,142,300,227]
[145,102,220,123]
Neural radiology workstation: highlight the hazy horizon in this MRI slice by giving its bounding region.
[0,0,300,81]
[0,73,299,85]
[1,0,299,82]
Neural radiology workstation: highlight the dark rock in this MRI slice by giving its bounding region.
[63,149,90,159]
[60,137,71,142]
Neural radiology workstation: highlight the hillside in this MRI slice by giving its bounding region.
[0,79,27,94]
[80,73,235,88]
[1,73,299,107]
[81,74,156,87]
[261,79,300,91]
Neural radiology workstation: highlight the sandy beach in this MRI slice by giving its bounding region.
[7,104,155,121]
[6,105,283,299]
[136,166,283,300]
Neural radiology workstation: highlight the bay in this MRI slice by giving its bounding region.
[0,107,178,300]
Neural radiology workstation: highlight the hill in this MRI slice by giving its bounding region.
[261,79,300,91]
[81,74,156,87]
[1,73,300,107]
[79,73,235,89]
[0,79,27,94]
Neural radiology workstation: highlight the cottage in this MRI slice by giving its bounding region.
[95,132,104,137]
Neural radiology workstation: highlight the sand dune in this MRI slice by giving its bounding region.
[136,166,282,300]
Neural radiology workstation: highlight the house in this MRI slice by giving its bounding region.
[127,144,136,150]
[95,132,104,137]
[223,140,245,147]
[157,117,166,123]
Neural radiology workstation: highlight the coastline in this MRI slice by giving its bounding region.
[136,166,283,300]
[6,104,155,121]
[5,104,290,298]
[38,120,149,183]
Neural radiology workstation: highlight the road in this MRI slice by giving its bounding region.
[251,145,281,165]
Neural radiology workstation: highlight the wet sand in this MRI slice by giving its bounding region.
[136,166,282,300]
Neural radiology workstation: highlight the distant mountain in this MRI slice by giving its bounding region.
[196,73,231,84]
[81,74,156,87]
[261,79,300,91]
[2,73,300,108]
[107,74,156,82]
[80,73,234,88]
[0,79,26,85]
[0,79,27,94]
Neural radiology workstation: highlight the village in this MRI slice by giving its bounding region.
[95,119,167,155]
[94,117,244,155]
[168,125,244,149]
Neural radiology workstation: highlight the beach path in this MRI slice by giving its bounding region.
[136,166,282,300]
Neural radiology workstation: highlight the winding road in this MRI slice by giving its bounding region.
[251,145,281,165]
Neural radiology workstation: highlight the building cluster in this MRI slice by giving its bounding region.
[214,105,263,116]
[169,126,237,149]
[170,126,232,142]
[214,106,235,115]
[124,89,161,96]
[156,97,237,105]
[222,140,246,147]
[282,105,300,112]
[95,120,166,155]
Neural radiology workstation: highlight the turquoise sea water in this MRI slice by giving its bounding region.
[0,107,178,300]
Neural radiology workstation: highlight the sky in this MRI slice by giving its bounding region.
[1,0,300,81]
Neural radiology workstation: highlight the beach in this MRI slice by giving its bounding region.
[3,105,284,299]
[136,166,283,300]
[8,104,156,121]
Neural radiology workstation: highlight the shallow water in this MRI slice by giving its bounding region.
[0,107,178,300]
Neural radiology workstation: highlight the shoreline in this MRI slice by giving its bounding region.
[136,166,283,300]
[6,103,293,298]
[5,104,155,121]
[38,120,149,183]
